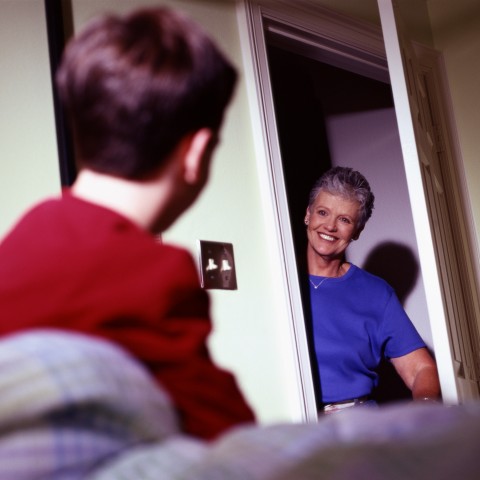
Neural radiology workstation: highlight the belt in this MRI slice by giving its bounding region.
[322,395,371,414]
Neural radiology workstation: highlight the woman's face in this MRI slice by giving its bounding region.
[305,190,361,261]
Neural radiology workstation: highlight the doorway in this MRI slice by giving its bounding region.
[266,43,429,405]
[240,0,480,415]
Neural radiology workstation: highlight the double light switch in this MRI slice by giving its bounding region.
[198,240,237,290]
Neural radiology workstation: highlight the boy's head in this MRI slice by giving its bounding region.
[56,7,237,180]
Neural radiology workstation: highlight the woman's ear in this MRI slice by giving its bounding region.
[304,207,311,225]
[182,128,215,185]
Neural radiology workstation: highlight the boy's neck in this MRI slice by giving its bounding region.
[71,169,171,233]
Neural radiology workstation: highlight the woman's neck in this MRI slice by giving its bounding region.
[308,257,348,278]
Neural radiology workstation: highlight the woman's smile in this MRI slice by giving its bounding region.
[318,232,337,242]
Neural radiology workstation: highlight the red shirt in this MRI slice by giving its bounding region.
[0,192,255,439]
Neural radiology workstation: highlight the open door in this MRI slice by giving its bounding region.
[378,0,480,402]
[239,0,479,418]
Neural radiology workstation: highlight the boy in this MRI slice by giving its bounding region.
[0,7,254,440]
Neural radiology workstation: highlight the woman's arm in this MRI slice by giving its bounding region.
[391,347,441,401]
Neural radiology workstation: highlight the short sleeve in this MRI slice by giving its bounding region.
[381,291,426,359]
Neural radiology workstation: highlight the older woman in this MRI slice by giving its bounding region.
[304,166,440,413]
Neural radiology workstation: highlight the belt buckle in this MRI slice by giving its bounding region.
[322,396,369,414]
[323,401,356,414]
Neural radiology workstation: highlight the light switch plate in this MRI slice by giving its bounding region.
[198,240,237,290]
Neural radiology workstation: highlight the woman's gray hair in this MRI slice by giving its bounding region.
[308,166,375,230]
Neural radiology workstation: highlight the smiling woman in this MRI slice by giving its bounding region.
[305,191,361,273]
[303,166,440,413]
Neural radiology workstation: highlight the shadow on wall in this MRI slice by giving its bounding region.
[362,241,419,404]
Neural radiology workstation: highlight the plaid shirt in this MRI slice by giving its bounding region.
[1,330,480,480]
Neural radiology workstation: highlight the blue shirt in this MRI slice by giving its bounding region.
[309,264,426,403]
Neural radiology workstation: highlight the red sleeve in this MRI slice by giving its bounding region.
[158,349,256,440]
[96,249,256,441]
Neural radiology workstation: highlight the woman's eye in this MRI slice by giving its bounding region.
[340,217,351,224]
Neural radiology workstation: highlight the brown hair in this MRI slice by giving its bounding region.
[56,7,237,179]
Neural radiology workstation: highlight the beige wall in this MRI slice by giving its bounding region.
[0,0,60,236]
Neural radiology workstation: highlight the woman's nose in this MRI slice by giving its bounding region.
[325,220,337,231]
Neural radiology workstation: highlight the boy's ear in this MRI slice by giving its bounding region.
[182,128,215,185]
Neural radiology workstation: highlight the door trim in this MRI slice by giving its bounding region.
[237,0,323,421]
[236,0,456,417]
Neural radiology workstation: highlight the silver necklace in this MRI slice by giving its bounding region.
[309,264,345,289]
[309,277,329,289]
